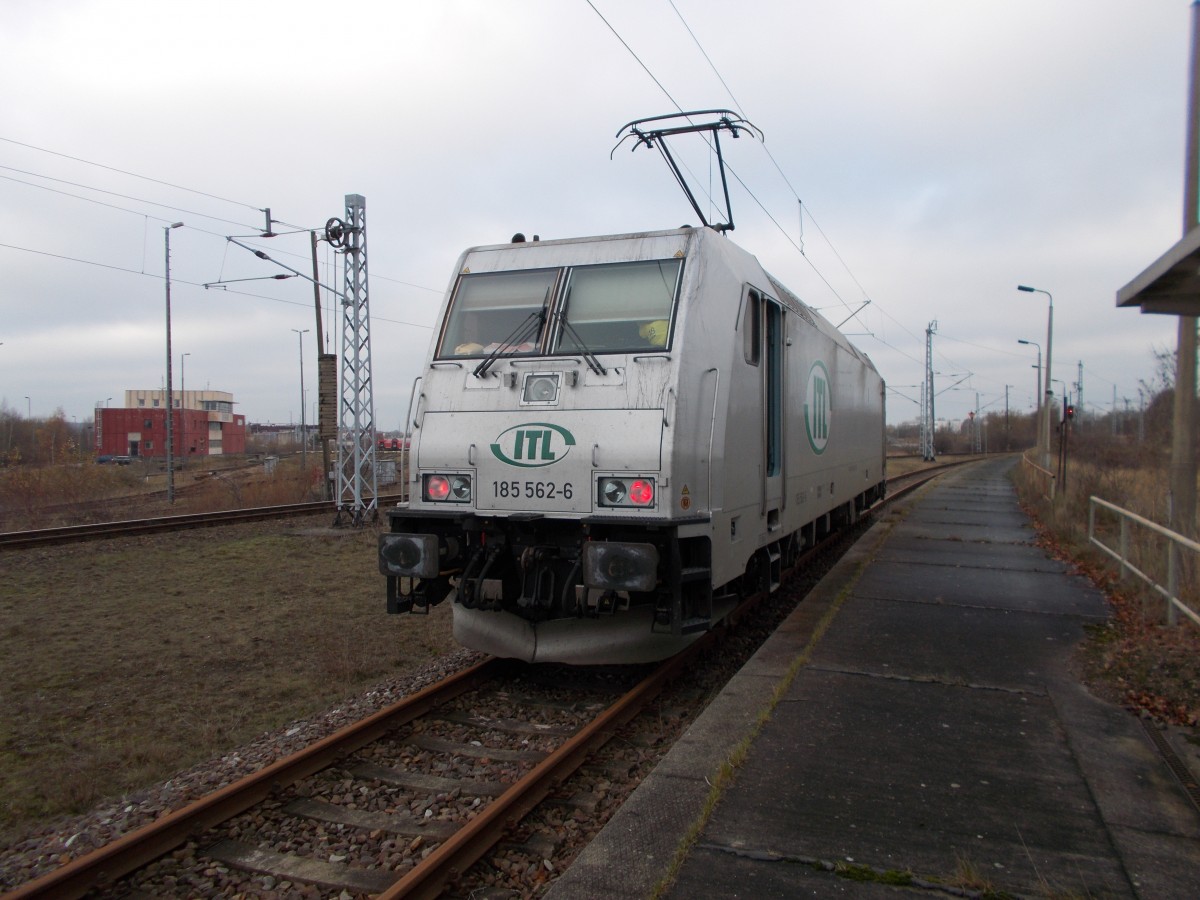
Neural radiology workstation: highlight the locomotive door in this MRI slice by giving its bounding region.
[744,287,784,526]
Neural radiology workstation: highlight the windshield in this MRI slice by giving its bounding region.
[552,259,681,353]
[438,268,557,358]
[436,258,682,360]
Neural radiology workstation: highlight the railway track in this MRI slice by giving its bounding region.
[3,645,720,898]
[1,458,984,898]
[0,496,406,550]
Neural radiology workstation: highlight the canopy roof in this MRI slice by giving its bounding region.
[1117,226,1200,316]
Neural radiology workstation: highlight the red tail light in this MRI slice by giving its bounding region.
[629,479,654,505]
[425,475,450,501]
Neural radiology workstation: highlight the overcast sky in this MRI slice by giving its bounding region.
[0,1,1191,432]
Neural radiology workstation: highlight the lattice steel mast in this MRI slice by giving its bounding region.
[921,320,937,461]
[330,194,377,525]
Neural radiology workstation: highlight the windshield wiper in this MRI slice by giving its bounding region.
[553,310,607,376]
[473,309,547,379]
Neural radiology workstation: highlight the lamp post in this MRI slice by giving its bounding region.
[164,221,183,503]
[180,352,191,466]
[1017,339,1042,440]
[24,396,30,418]
[292,328,309,474]
[1017,285,1053,471]
[105,397,112,407]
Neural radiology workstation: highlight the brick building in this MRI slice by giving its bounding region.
[94,389,246,458]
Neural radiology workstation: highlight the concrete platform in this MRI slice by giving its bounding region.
[545,457,1200,899]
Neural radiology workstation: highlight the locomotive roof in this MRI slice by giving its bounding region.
[456,225,878,374]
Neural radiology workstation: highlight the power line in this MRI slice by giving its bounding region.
[609,7,895,346]
[667,1,807,223]
[586,1,684,113]
[1,169,443,295]
[668,0,746,117]
[0,240,147,277]
[938,331,1041,361]
[0,239,437,328]
[0,134,265,212]
[661,1,933,365]
[1,168,263,231]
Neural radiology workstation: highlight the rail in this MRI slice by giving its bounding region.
[3,644,707,899]
[0,495,406,550]
[1,659,503,899]
[1087,495,1200,628]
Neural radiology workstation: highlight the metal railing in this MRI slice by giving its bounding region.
[1021,451,1056,501]
[1088,495,1200,628]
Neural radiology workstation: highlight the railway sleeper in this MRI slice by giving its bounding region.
[205,838,396,895]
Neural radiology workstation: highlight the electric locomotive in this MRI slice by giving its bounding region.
[379,223,886,664]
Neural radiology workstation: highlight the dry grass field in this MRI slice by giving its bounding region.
[0,514,456,846]
[1013,434,1200,727]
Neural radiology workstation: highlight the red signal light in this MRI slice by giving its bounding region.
[425,475,450,501]
[629,479,654,506]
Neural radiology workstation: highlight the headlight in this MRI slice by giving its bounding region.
[378,533,439,577]
[423,473,472,503]
[521,372,560,405]
[583,541,659,591]
[597,476,655,508]
[450,475,472,500]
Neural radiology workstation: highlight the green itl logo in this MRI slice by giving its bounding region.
[490,423,576,468]
[805,361,831,454]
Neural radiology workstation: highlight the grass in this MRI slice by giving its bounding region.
[0,514,456,846]
[0,451,342,531]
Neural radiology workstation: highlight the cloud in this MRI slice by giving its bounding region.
[0,0,1189,428]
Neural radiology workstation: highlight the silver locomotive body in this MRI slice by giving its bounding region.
[379,226,885,664]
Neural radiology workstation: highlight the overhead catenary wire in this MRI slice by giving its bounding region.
[678,5,1034,389]
[665,2,875,321]
[2,133,442,293]
[592,4,1150,422]
[656,9,1151,414]
[0,174,443,295]
[595,0,920,355]
[666,6,1014,399]
[587,1,685,114]
[0,239,436,331]
[1,167,266,232]
[0,135,266,213]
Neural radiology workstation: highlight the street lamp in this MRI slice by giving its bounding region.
[1017,285,1054,471]
[164,221,183,503]
[292,328,309,474]
[24,396,30,418]
[105,397,112,407]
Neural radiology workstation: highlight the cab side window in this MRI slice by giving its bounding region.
[743,290,761,366]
